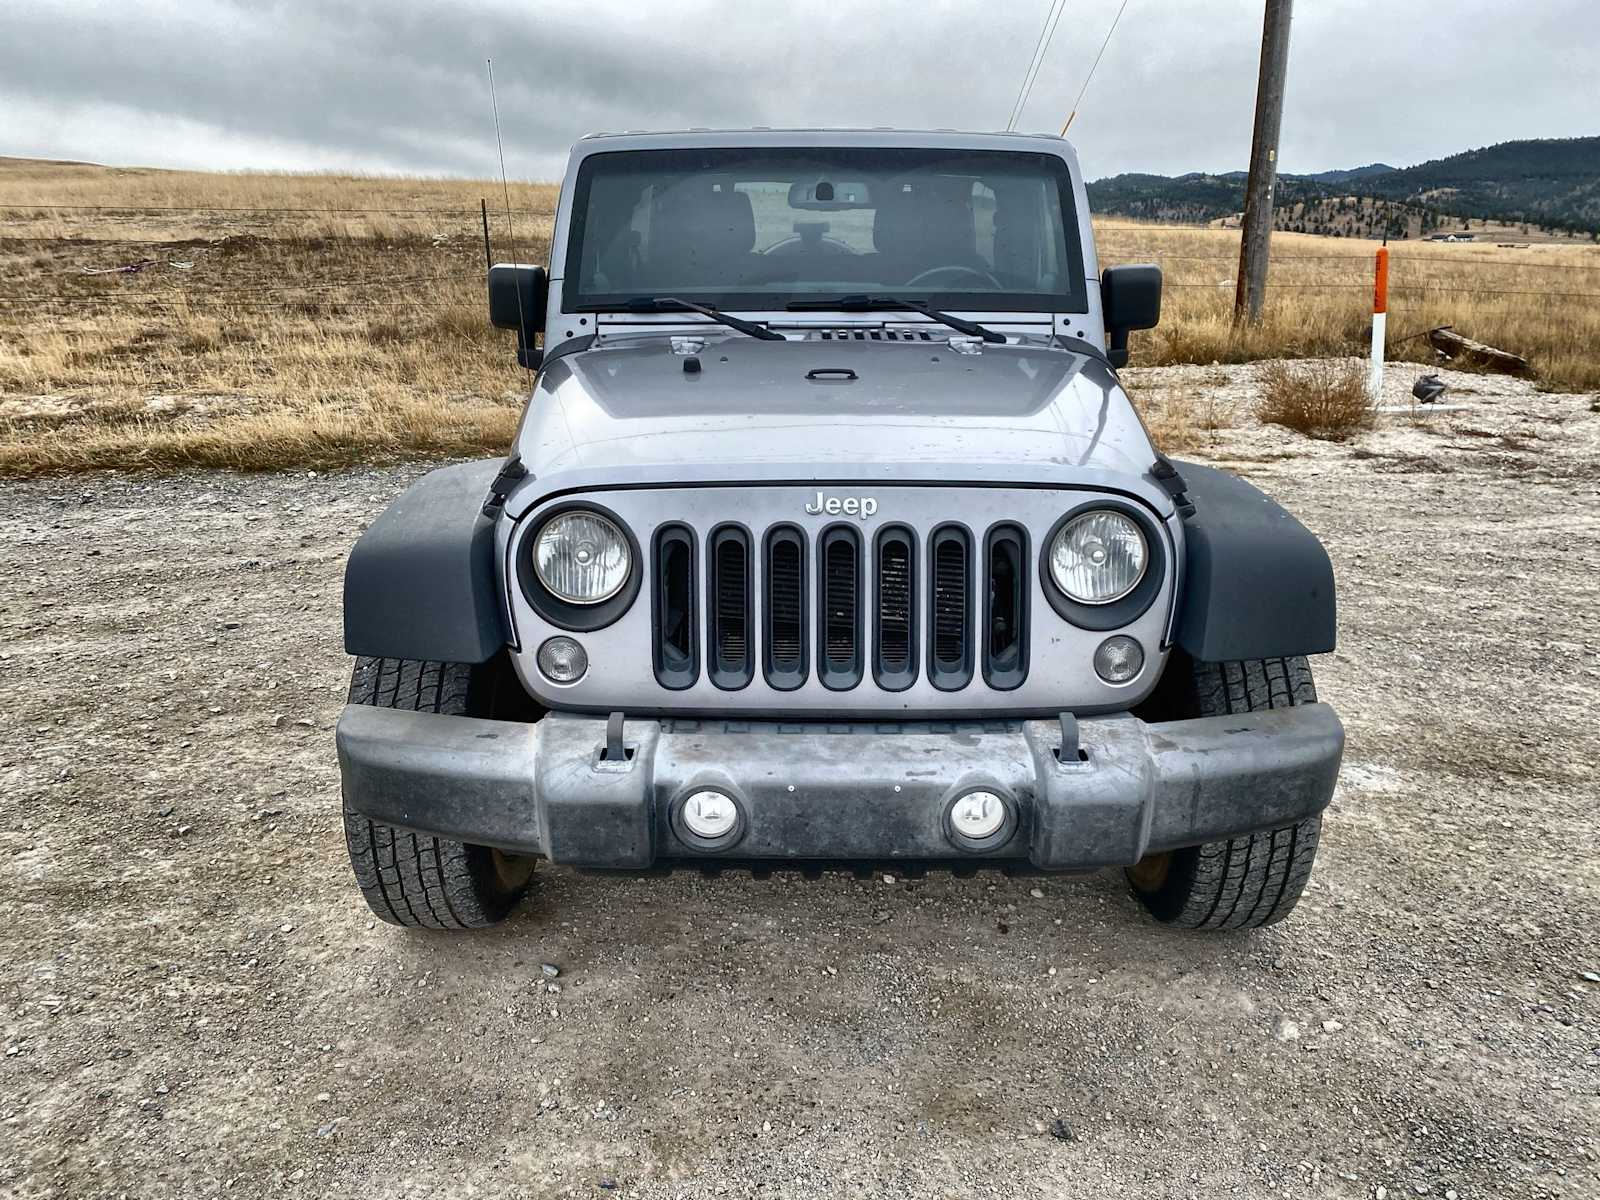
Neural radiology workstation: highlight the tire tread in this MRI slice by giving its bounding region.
[341,655,530,929]
[1129,655,1323,931]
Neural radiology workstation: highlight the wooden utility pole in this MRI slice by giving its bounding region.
[1233,0,1294,325]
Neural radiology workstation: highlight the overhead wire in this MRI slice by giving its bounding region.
[1005,0,1059,130]
[1006,0,1070,131]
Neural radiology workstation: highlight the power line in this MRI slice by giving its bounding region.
[1007,0,1069,132]
[1006,0,1059,131]
[1060,0,1132,134]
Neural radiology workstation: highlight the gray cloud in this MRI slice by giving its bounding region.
[3,0,1597,182]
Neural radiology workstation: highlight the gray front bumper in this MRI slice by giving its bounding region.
[335,705,1344,870]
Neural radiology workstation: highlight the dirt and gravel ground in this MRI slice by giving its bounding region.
[2,362,1597,1198]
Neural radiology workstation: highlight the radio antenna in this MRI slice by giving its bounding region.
[486,58,532,376]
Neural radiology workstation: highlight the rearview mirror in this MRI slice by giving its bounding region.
[488,263,548,369]
[786,179,873,210]
[1101,264,1162,369]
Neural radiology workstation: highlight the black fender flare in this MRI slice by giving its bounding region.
[1169,461,1336,662]
[343,460,509,664]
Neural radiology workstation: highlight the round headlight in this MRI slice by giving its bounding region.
[1050,509,1148,605]
[534,510,631,605]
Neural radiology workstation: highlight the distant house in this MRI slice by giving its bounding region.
[1425,232,1477,242]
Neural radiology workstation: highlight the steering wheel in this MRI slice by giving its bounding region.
[759,236,858,256]
[904,264,1004,290]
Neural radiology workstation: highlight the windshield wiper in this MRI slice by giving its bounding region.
[786,295,1005,344]
[614,296,784,341]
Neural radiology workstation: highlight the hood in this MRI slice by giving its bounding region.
[515,331,1156,487]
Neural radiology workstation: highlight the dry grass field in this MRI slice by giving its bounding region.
[2,157,1597,477]
[1094,218,1600,393]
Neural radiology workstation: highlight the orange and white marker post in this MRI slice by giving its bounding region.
[1368,245,1389,403]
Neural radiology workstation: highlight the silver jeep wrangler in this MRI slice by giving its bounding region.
[336,130,1343,931]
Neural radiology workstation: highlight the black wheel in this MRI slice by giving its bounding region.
[1126,656,1323,930]
[342,656,535,929]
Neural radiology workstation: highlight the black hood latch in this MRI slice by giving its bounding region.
[482,454,530,518]
[1151,454,1196,520]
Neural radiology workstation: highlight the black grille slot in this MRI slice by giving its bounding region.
[928,525,973,690]
[707,526,752,690]
[652,524,698,689]
[818,527,862,689]
[763,526,808,690]
[873,527,917,691]
[983,524,1029,691]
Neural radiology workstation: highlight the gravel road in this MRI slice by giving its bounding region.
[2,363,1597,1198]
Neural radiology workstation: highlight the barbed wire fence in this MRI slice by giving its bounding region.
[5,203,1600,311]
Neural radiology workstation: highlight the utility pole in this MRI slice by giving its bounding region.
[1233,0,1294,325]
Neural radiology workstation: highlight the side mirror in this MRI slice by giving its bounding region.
[488,263,548,369]
[1101,264,1162,369]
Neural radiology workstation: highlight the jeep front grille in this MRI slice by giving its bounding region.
[652,520,1023,695]
[517,484,1174,716]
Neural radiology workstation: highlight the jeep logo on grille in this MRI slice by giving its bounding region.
[805,491,878,519]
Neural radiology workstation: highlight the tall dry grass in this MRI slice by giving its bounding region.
[1096,219,1600,392]
[0,159,562,474]
[0,156,558,242]
[0,160,1596,477]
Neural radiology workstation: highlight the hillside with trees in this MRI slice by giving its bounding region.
[1087,137,1600,239]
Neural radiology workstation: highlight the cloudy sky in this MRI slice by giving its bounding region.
[3,0,1596,182]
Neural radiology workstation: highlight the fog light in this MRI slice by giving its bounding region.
[536,635,588,684]
[1093,635,1144,684]
[681,790,739,840]
[950,790,1006,840]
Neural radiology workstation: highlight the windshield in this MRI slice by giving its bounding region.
[564,146,1086,314]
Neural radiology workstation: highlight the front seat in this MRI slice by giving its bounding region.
[643,184,759,289]
[869,179,984,285]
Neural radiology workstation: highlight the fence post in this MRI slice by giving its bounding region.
[481,198,493,269]
[1368,245,1389,403]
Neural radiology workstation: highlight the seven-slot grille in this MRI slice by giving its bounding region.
[653,521,1029,693]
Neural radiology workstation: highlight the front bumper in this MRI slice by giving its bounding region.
[335,704,1344,870]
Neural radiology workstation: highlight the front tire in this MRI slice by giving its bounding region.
[1126,656,1324,930]
[342,657,534,929]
